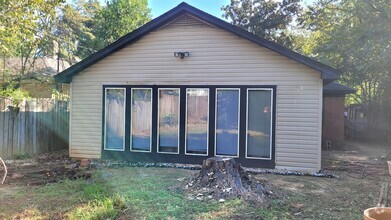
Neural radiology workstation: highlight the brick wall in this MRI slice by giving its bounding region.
[323,96,345,149]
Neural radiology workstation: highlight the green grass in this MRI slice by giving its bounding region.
[102,168,222,219]
[1,167,378,219]
[67,196,123,220]
[0,176,126,219]
[102,168,306,219]
[258,199,293,220]
[64,175,126,219]
[1,168,267,219]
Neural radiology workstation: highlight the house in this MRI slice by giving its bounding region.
[322,82,355,149]
[345,103,367,138]
[2,56,71,97]
[55,3,340,172]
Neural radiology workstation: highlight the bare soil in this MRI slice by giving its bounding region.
[323,140,391,179]
[0,150,89,186]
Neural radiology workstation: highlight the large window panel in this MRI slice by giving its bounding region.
[185,88,209,155]
[104,88,126,151]
[158,88,180,153]
[246,89,273,159]
[130,88,152,152]
[215,89,240,156]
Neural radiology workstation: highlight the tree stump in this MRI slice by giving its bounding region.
[186,157,270,204]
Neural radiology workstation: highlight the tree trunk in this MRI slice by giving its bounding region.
[186,157,270,204]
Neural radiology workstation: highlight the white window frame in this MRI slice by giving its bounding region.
[130,88,153,153]
[157,88,180,154]
[104,87,126,151]
[214,88,240,158]
[245,88,273,160]
[185,88,209,156]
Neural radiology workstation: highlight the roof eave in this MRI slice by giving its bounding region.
[323,82,356,94]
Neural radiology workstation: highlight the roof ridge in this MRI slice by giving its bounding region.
[55,2,339,83]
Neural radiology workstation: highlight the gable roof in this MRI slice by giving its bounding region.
[54,2,339,83]
[323,82,356,95]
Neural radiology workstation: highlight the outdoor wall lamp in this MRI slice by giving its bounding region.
[174,51,190,59]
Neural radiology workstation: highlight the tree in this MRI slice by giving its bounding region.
[1,0,151,76]
[0,0,62,75]
[222,0,302,47]
[297,0,391,138]
[1,0,152,96]
[53,0,102,63]
[92,0,151,51]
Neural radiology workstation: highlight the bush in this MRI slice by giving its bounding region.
[161,114,177,126]
[13,153,31,160]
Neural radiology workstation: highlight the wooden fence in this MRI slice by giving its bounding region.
[0,98,69,159]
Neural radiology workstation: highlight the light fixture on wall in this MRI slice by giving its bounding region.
[174,51,190,59]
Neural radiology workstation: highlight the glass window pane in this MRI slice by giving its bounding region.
[186,89,209,155]
[104,88,125,150]
[246,89,272,159]
[131,88,152,151]
[215,89,240,156]
[158,89,180,153]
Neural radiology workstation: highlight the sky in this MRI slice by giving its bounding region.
[148,0,228,18]
[148,0,317,19]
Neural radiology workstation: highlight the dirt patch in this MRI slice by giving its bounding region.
[0,150,91,186]
[322,140,391,180]
[323,140,391,162]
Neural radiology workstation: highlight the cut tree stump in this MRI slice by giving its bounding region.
[186,157,271,204]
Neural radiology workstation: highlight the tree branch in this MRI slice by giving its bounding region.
[364,0,389,20]
[0,158,7,184]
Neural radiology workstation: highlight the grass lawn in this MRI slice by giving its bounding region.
[0,167,274,219]
[0,165,381,220]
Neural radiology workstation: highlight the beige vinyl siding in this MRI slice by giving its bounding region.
[70,15,323,171]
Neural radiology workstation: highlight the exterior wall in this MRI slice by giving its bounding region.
[70,15,323,171]
[322,96,345,149]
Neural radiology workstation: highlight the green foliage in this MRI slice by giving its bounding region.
[0,0,151,88]
[222,0,302,47]
[92,0,152,51]
[297,0,391,137]
[54,0,102,61]
[0,0,63,74]
[13,153,31,160]
[54,0,151,61]
[52,89,70,100]
[161,113,178,126]
[0,82,30,107]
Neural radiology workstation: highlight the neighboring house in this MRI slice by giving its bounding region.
[2,57,71,97]
[345,103,368,137]
[55,3,341,171]
[347,104,366,122]
[322,82,355,149]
